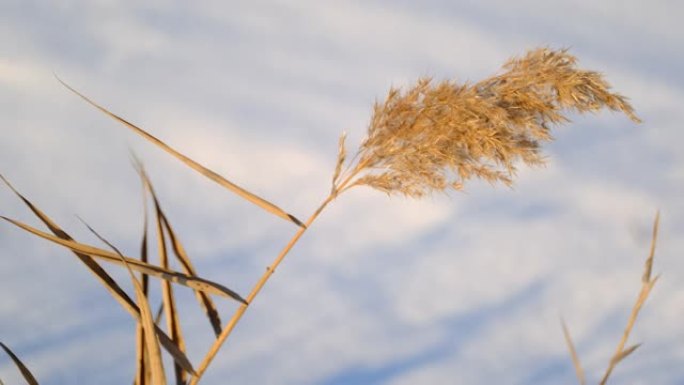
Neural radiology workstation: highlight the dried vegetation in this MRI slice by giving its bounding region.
[1,48,658,385]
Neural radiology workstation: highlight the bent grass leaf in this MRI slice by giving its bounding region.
[0,342,39,385]
[56,76,304,228]
[1,216,246,302]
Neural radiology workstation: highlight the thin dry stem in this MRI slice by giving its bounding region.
[189,194,335,384]
[599,212,659,385]
[561,319,586,385]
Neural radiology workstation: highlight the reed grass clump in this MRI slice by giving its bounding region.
[1,47,657,385]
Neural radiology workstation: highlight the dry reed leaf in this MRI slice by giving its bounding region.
[0,216,246,302]
[599,212,660,385]
[0,175,195,374]
[153,201,187,384]
[55,76,304,228]
[135,176,151,385]
[134,161,223,337]
[76,217,159,385]
[0,342,39,385]
[161,213,223,337]
[561,319,586,385]
[342,48,640,197]
[113,235,166,385]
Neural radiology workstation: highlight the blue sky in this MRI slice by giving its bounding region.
[1,1,683,384]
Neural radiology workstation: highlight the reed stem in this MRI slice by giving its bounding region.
[189,193,336,384]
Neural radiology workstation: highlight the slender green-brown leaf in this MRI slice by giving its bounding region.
[0,342,39,385]
[1,215,246,302]
[135,164,223,337]
[0,174,195,374]
[56,76,304,227]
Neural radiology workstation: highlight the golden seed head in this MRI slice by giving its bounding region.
[338,47,640,197]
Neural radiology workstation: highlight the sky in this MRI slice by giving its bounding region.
[1,1,683,384]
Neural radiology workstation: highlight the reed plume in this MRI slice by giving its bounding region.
[334,48,640,197]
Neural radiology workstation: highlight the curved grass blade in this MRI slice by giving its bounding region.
[1,216,247,302]
[0,174,194,373]
[55,76,304,228]
[135,163,223,337]
[0,342,39,385]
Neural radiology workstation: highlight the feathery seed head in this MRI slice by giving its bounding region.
[334,48,640,197]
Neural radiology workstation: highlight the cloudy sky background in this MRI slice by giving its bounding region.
[1,1,683,384]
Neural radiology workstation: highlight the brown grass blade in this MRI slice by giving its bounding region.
[55,76,304,227]
[0,174,195,374]
[134,163,223,337]
[154,202,187,384]
[1,216,246,302]
[76,217,155,385]
[114,237,166,385]
[599,212,660,385]
[0,342,39,385]
[135,175,151,385]
[561,318,586,385]
[161,213,223,337]
[134,318,150,385]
